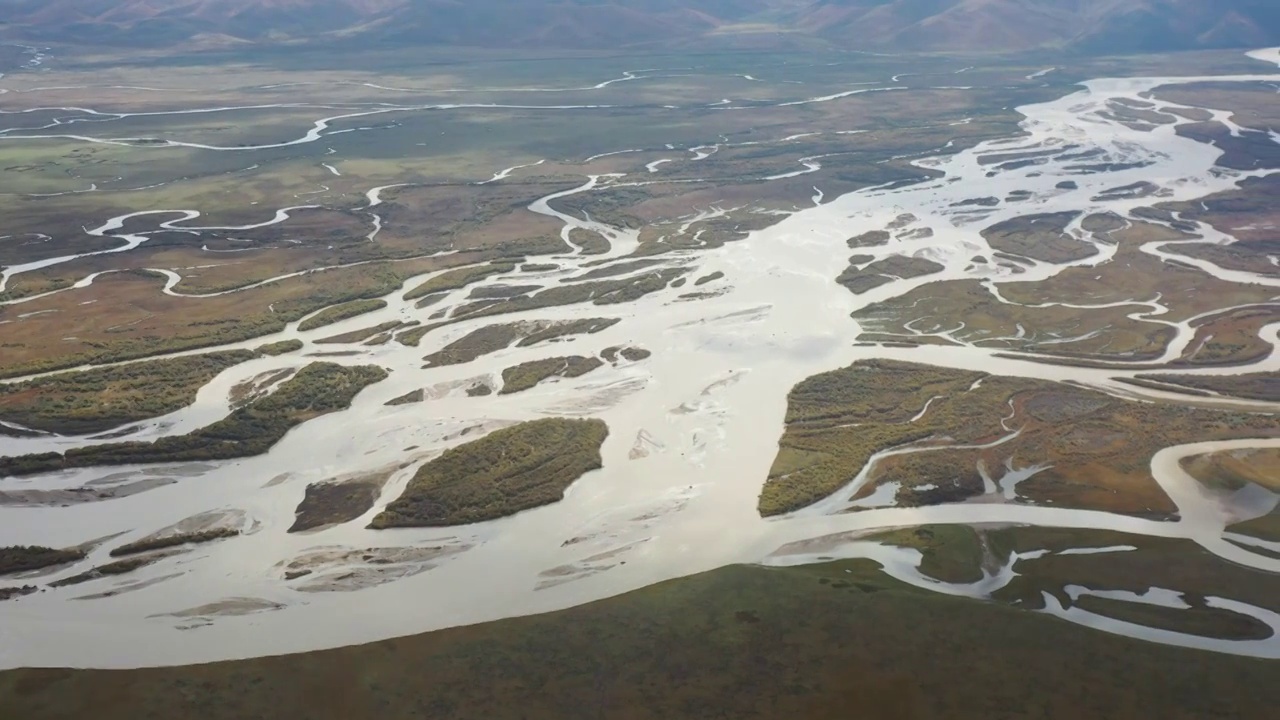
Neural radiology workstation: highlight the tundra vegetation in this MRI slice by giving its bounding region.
[836,255,945,294]
[290,471,394,533]
[0,350,257,434]
[402,262,519,300]
[370,418,608,528]
[760,360,1279,516]
[499,356,604,394]
[397,268,686,346]
[4,554,1280,718]
[1129,371,1280,402]
[421,318,619,365]
[49,555,169,587]
[0,546,86,576]
[255,340,304,356]
[109,528,241,558]
[0,363,387,477]
[875,524,1280,641]
[296,299,388,332]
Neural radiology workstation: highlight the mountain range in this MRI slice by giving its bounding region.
[3,0,1278,53]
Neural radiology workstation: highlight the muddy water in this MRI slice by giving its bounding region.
[1,50,1279,668]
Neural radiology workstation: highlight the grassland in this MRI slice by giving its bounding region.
[760,360,1279,516]
[0,363,386,477]
[6,554,1280,719]
[499,356,604,394]
[0,350,256,434]
[370,418,607,528]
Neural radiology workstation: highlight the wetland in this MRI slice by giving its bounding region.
[0,37,1279,712]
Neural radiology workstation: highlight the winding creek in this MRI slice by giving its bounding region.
[1,48,1279,668]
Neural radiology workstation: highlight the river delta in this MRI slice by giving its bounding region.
[0,42,1278,676]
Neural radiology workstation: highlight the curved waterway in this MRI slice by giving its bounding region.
[1,50,1280,668]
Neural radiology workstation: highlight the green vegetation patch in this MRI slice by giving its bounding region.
[516,318,618,347]
[761,360,1279,517]
[423,323,523,366]
[385,389,425,406]
[49,555,164,587]
[982,212,1094,263]
[109,528,240,558]
[848,230,891,248]
[297,299,387,332]
[315,321,412,345]
[0,350,256,435]
[422,318,620,364]
[255,340,304,356]
[452,268,687,323]
[0,363,387,477]
[1134,372,1280,402]
[562,259,663,283]
[836,255,944,295]
[568,228,610,255]
[868,525,988,584]
[370,418,607,528]
[856,279,1178,361]
[403,262,517,300]
[601,346,651,364]
[989,528,1280,620]
[290,473,390,533]
[499,356,603,395]
[0,546,86,576]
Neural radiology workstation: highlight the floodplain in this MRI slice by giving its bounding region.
[0,38,1279,716]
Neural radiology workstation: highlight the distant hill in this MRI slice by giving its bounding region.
[4,0,1278,53]
[792,0,1280,53]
